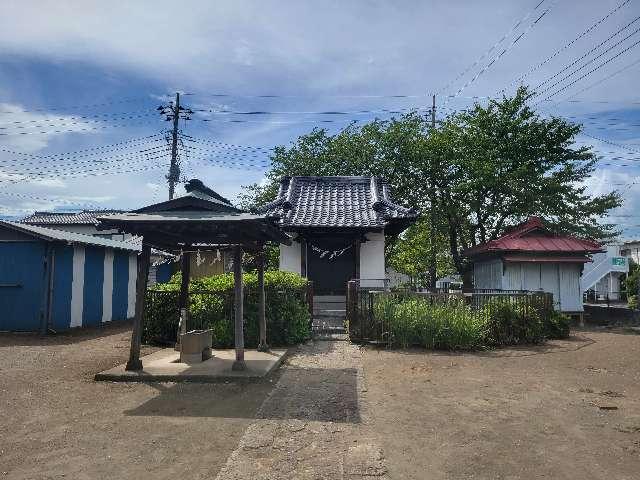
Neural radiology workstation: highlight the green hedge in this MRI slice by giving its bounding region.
[370,294,571,350]
[143,271,311,348]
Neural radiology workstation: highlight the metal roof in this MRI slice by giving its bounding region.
[0,221,140,252]
[464,217,604,258]
[97,210,292,249]
[21,210,125,226]
[254,176,417,230]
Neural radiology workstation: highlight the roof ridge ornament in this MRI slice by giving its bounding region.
[370,177,384,212]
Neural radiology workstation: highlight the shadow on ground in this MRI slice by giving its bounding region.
[124,366,361,423]
[362,333,597,359]
[0,320,133,347]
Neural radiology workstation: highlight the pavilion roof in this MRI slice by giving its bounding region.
[97,211,291,251]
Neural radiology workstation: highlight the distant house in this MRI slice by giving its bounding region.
[581,244,629,302]
[22,209,129,239]
[465,217,604,313]
[255,176,417,295]
[21,209,174,284]
[0,221,140,332]
[621,240,640,264]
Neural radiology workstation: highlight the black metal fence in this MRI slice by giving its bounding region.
[143,284,314,346]
[346,281,554,345]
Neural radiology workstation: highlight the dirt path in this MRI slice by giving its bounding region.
[362,330,640,479]
[0,324,274,480]
[3,326,640,479]
[215,340,388,479]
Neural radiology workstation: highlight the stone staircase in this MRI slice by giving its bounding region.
[312,295,347,337]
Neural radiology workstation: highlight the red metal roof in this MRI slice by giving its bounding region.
[464,217,604,258]
[502,254,592,263]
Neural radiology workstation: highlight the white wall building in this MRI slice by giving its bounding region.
[256,176,417,296]
[467,217,604,313]
[581,244,629,301]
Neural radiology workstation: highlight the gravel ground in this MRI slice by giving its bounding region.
[0,323,274,480]
[2,325,640,479]
[362,329,640,479]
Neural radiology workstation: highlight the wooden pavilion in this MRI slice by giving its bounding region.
[97,179,291,372]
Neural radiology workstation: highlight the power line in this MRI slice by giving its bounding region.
[533,17,640,92]
[446,2,553,104]
[0,146,169,172]
[0,118,160,136]
[181,135,273,152]
[537,37,640,102]
[532,26,640,99]
[0,110,155,125]
[0,96,160,114]
[507,0,633,89]
[437,0,548,96]
[0,113,161,131]
[0,134,163,158]
[192,106,426,116]
[554,57,640,104]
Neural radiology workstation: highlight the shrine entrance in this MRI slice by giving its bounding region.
[306,237,357,295]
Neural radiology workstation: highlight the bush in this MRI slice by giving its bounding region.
[628,294,637,310]
[366,293,566,350]
[373,295,486,350]
[143,271,311,348]
[483,299,545,346]
[543,310,571,339]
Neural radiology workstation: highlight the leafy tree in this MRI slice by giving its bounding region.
[242,87,621,278]
[433,87,621,273]
[386,219,455,286]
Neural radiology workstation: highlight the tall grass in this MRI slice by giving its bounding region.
[369,293,569,351]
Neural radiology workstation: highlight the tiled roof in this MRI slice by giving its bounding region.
[0,221,140,252]
[135,178,240,214]
[464,217,604,258]
[21,210,125,226]
[254,176,417,230]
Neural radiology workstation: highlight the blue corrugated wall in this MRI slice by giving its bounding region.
[112,250,130,321]
[82,246,104,327]
[0,240,137,331]
[0,242,46,331]
[156,262,173,283]
[51,245,73,331]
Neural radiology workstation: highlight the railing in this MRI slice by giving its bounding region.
[143,283,314,346]
[583,289,628,306]
[346,281,554,345]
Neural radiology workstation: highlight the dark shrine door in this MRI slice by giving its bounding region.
[306,237,356,295]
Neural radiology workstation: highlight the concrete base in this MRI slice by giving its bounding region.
[95,348,288,383]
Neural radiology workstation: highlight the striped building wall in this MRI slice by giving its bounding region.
[0,241,138,332]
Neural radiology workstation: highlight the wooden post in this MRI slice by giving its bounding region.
[126,244,151,371]
[178,248,191,341]
[257,245,268,352]
[232,245,246,370]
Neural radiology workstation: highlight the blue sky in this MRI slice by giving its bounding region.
[1,0,640,238]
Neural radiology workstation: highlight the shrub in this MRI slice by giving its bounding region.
[364,293,565,350]
[628,294,637,310]
[483,299,545,346]
[143,271,311,348]
[373,295,486,350]
[543,310,571,339]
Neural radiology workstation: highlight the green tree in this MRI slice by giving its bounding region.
[242,87,621,277]
[386,219,455,287]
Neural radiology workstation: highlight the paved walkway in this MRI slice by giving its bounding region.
[215,340,388,479]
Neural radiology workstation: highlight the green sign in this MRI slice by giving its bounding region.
[612,257,626,266]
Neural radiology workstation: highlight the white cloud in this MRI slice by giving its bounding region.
[0,103,96,153]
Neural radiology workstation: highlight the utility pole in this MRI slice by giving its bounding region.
[157,93,193,200]
[428,94,437,291]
